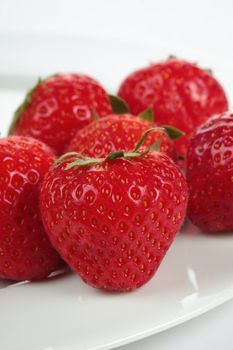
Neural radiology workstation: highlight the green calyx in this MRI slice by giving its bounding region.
[138,108,154,123]
[55,125,185,171]
[138,109,184,140]
[8,78,43,135]
[54,127,167,170]
[109,95,129,114]
[108,96,184,142]
[160,125,184,140]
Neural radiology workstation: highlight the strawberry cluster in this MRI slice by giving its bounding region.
[0,58,230,291]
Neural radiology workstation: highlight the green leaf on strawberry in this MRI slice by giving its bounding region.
[108,94,129,114]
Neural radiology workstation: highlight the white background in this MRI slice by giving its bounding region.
[0,1,233,349]
[0,0,232,61]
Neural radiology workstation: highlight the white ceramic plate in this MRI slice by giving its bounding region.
[0,33,233,350]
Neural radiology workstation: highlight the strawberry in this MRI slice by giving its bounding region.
[40,130,188,291]
[67,113,178,161]
[187,111,233,232]
[118,58,228,158]
[0,136,61,281]
[9,74,112,155]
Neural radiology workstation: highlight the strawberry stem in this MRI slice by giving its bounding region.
[105,150,125,160]
[54,127,168,170]
[133,127,161,151]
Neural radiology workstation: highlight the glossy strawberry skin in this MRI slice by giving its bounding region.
[118,59,228,157]
[67,114,177,161]
[10,74,112,155]
[187,111,233,232]
[0,136,61,281]
[40,153,188,291]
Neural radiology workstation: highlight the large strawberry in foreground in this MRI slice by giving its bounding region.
[40,130,188,291]
[67,113,179,161]
[9,74,112,155]
[0,136,61,281]
[187,111,233,232]
[118,58,228,157]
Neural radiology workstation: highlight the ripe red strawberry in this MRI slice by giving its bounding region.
[0,136,62,281]
[67,113,177,161]
[9,74,112,155]
[67,114,177,160]
[118,58,228,157]
[40,132,188,291]
[187,111,233,232]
